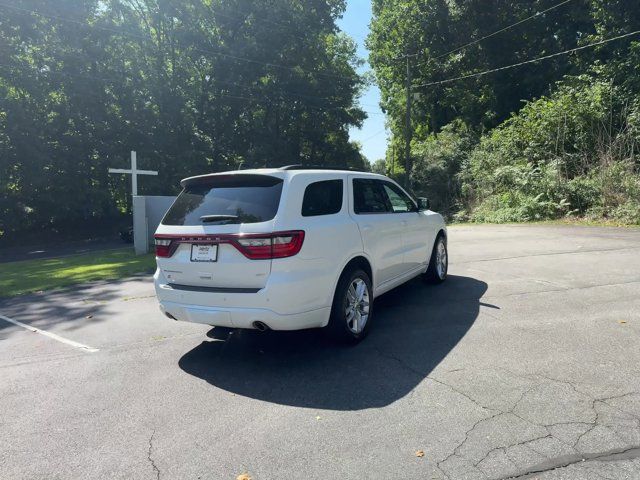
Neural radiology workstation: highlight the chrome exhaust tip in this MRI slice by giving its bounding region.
[252,321,269,332]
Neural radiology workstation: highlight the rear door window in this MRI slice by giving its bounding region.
[301,180,343,217]
[353,179,392,214]
[162,174,283,225]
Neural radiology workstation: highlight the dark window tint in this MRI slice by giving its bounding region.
[301,180,343,217]
[382,182,417,212]
[162,174,283,226]
[353,179,391,214]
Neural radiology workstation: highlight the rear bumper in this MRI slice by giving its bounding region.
[158,300,330,330]
[154,268,333,330]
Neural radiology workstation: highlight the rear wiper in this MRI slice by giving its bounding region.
[200,215,240,223]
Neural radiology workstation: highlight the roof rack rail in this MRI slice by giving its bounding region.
[279,164,359,171]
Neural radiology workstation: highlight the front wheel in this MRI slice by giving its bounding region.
[326,268,373,343]
[423,234,447,284]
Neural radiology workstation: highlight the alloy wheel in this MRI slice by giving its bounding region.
[436,239,447,279]
[345,277,370,334]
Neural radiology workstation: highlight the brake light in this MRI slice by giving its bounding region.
[155,237,172,257]
[235,231,305,259]
[153,231,305,260]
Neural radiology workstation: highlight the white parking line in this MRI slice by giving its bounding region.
[0,314,99,353]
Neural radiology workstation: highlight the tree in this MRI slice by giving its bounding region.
[0,0,367,242]
[371,158,386,174]
[368,0,593,144]
[367,0,640,224]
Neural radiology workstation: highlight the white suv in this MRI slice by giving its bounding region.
[153,166,447,342]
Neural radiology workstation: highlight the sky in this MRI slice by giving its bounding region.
[337,0,388,163]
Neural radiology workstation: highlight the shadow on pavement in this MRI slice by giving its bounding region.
[0,276,150,334]
[178,275,488,410]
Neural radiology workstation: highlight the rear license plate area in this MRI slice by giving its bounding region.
[190,244,218,262]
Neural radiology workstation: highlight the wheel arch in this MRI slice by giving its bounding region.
[342,255,373,283]
[323,253,374,331]
[331,254,374,300]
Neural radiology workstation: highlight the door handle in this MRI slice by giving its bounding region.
[401,220,408,226]
[362,224,373,232]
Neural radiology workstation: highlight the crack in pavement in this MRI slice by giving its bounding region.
[433,368,639,478]
[498,446,640,479]
[371,348,640,479]
[512,372,640,447]
[504,370,640,448]
[436,410,503,473]
[428,375,501,416]
[372,345,499,416]
[147,430,160,480]
[475,434,552,468]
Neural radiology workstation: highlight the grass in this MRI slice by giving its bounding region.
[0,248,156,297]
[450,218,640,228]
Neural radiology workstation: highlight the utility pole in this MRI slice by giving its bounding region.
[404,54,412,189]
[390,143,395,177]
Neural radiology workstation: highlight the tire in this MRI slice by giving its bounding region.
[423,233,448,284]
[326,268,373,343]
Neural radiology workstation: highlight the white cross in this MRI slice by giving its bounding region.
[108,151,158,196]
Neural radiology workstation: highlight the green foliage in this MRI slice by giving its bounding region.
[0,0,366,243]
[368,0,593,166]
[368,1,640,225]
[411,120,477,217]
[459,76,640,224]
[370,158,386,174]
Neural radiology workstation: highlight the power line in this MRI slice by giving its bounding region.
[360,128,387,142]
[378,0,574,66]
[432,0,575,62]
[0,2,360,82]
[414,30,640,88]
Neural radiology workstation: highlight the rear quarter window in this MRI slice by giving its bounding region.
[301,180,343,217]
[162,174,283,226]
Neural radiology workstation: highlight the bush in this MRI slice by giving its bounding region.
[410,120,477,218]
[459,74,640,225]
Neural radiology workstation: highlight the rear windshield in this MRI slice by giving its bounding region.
[162,174,283,226]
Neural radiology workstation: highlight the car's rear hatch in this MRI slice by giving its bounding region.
[154,172,300,290]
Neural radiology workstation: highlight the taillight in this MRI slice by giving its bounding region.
[155,237,172,257]
[235,231,305,259]
[153,231,304,260]
[236,237,272,259]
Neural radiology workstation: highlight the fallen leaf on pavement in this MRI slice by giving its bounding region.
[237,473,251,480]
[618,320,627,324]
[415,450,425,458]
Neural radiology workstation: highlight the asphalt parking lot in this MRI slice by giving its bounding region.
[1,224,639,480]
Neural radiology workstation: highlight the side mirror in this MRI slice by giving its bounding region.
[418,197,430,211]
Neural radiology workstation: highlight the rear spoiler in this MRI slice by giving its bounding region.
[180,172,283,188]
